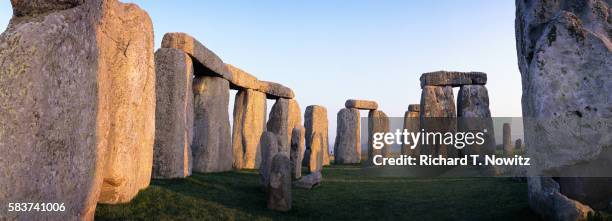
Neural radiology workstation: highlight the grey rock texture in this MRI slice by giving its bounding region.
[345,99,378,110]
[516,0,612,215]
[192,76,233,172]
[333,108,361,164]
[419,86,458,157]
[161,32,232,81]
[305,105,329,166]
[515,139,523,150]
[419,71,487,88]
[267,98,302,154]
[258,81,295,99]
[0,0,153,219]
[308,132,324,173]
[401,105,420,157]
[225,64,294,99]
[368,110,391,163]
[267,153,292,212]
[457,85,496,156]
[294,171,322,189]
[260,131,280,187]
[290,126,305,179]
[153,48,194,179]
[527,177,594,221]
[232,89,267,169]
[502,123,512,153]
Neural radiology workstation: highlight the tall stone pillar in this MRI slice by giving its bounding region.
[368,110,390,163]
[419,85,458,158]
[192,76,233,172]
[333,108,361,164]
[457,85,496,156]
[502,123,512,153]
[267,98,301,154]
[232,89,267,169]
[401,104,420,157]
[305,105,329,166]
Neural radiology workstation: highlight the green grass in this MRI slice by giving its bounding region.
[95,165,540,221]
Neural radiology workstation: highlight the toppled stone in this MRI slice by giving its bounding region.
[516,0,612,213]
[161,32,232,81]
[333,108,361,164]
[260,131,280,187]
[345,99,378,110]
[153,48,194,179]
[232,89,267,169]
[368,110,390,163]
[294,171,322,189]
[290,126,305,179]
[267,153,292,212]
[419,71,487,88]
[192,76,233,172]
[0,0,154,219]
[267,98,301,154]
[305,105,330,166]
[420,86,458,157]
[401,105,420,156]
[259,81,295,99]
[527,177,594,221]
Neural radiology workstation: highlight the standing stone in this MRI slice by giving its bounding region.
[260,131,280,187]
[153,48,194,179]
[345,99,378,110]
[333,108,361,164]
[309,132,324,173]
[267,153,292,212]
[0,0,153,219]
[290,126,305,179]
[305,105,329,166]
[232,89,267,169]
[515,139,523,150]
[502,123,512,153]
[192,76,232,172]
[457,85,496,156]
[401,104,420,157]
[368,110,391,164]
[420,85,458,157]
[517,0,612,217]
[267,98,301,154]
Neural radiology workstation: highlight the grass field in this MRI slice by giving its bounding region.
[95,165,541,221]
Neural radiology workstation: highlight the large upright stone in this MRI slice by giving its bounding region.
[457,85,496,156]
[333,108,361,164]
[420,86,458,157]
[232,89,267,169]
[345,99,378,110]
[192,76,232,172]
[267,98,301,154]
[368,110,391,163]
[161,32,232,81]
[401,104,420,157]
[502,123,512,153]
[419,71,487,88]
[308,132,324,173]
[260,131,280,187]
[290,126,305,179]
[305,105,329,166]
[0,0,153,219]
[267,153,292,212]
[153,48,194,179]
[516,0,612,217]
[515,139,523,150]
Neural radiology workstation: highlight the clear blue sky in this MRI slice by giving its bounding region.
[0,1,523,143]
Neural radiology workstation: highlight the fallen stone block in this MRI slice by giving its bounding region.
[294,171,322,189]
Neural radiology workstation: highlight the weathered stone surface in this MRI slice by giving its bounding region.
[260,131,280,187]
[294,171,322,189]
[457,85,496,156]
[232,89,267,169]
[305,105,329,166]
[0,0,153,219]
[153,48,194,179]
[259,81,295,99]
[419,71,487,88]
[226,63,259,90]
[290,126,305,179]
[401,106,420,156]
[267,98,301,154]
[419,86,458,157]
[308,132,324,173]
[333,108,361,164]
[192,76,233,172]
[527,177,594,221]
[161,32,232,81]
[368,110,390,163]
[267,153,292,212]
[345,99,378,110]
[516,0,612,214]
[515,139,523,150]
[502,123,512,153]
